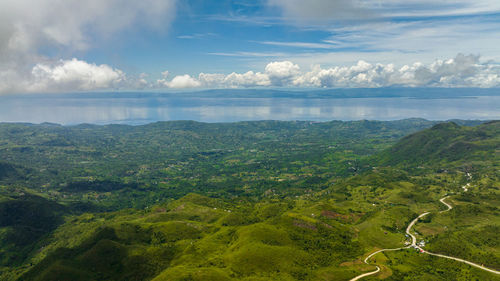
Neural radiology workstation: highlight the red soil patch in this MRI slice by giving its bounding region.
[293,220,317,231]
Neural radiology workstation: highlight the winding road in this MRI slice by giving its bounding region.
[350,194,500,280]
[439,196,452,212]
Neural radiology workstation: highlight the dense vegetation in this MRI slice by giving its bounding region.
[0,119,498,280]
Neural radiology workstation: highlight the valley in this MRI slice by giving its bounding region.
[0,119,498,280]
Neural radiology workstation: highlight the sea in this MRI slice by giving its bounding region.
[0,88,499,125]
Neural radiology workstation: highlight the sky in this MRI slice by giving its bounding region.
[1,0,500,94]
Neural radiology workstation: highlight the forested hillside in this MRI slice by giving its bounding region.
[379,120,499,166]
[0,119,498,281]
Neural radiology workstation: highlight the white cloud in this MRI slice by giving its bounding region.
[295,54,500,88]
[185,61,298,89]
[177,33,217,40]
[29,58,125,92]
[224,71,271,87]
[197,73,226,87]
[3,54,500,93]
[265,61,300,85]
[199,71,271,88]
[263,0,500,67]
[156,54,500,89]
[0,0,177,94]
[0,0,176,53]
[161,70,170,78]
[158,74,201,88]
[265,61,300,78]
[369,0,500,18]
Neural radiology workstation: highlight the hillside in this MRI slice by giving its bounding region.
[0,119,498,280]
[0,119,460,210]
[378,120,499,167]
[18,193,364,281]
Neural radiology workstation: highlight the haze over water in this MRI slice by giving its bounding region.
[1,89,499,125]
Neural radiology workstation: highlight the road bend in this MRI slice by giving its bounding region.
[349,195,500,280]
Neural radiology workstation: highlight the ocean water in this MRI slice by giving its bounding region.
[0,89,499,124]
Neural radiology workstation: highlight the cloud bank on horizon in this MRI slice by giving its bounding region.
[1,0,500,93]
[157,54,500,89]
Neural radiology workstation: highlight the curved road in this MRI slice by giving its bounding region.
[350,195,500,280]
[349,265,380,281]
[421,250,500,275]
[439,196,452,212]
[350,213,428,281]
[405,212,430,246]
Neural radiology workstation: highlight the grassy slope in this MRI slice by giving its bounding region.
[18,194,363,281]
[361,121,500,280]
[378,120,499,167]
[0,120,498,280]
[18,168,499,280]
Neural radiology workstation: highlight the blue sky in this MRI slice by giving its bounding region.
[1,0,500,93]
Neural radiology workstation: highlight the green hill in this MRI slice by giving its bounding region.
[0,120,498,281]
[378,120,499,167]
[0,162,25,182]
[0,194,66,267]
[18,194,362,281]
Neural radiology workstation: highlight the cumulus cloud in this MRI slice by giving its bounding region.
[197,71,270,88]
[195,62,298,88]
[29,59,125,92]
[161,71,170,78]
[265,61,300,86]
[295,54,500,88]
[0,0,177,94]
[158,74,201,89]
[155,54,500,89]
[223,71,271,87]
